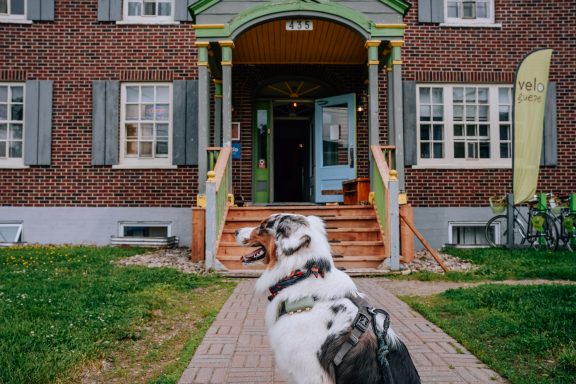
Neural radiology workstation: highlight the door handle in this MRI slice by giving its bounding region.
[349,147,354,168]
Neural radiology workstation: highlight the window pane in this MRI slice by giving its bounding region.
[0,1,7,14]
[126,123,138,138]
[447,1,458,17]
[0,124,6,139]
[466,125,476,137]
[141,86,154,102]
[128,2,141,16]
[10,124,22,139]
[0,86,6,102]
[127,86,139,102]
[156,140,168,156]
[11,0,24,15]
[419,105,430,121]
[9,141,22,158]
[466,106,476,121]
[432,88,443,104]
[454,124,463,137]
[500,125,510,140]
[158,2,171,16]
[432,105,443,121]
[11,104,23,121]
[499,88,510,104]
[419,88,430,104]
[0,143,5,157]
[453,88,463,103]
[140,142,153,157]
[468,142,478,158]
[11,86,23,102]
[420,125,430,140]
[143,104,154,120]
[477,1,488,18]
[420,143,430,159]
[143,1,156,15]
[499,106,510,121]
[156,86,169,102]
[141,123,153,138]
[478,88,489,103]
[0,105,6,120]
[454,142,465,158]
[466,88,476,102]
[453,105,463,121]
[479,124,489,137]
[479,142,490,158]
[126,105,139,120]
[156,104,169,121]
[500,143,510,158]
[479,105,489,122]
[433,143,443,158]
[433,125,443,140]
[157,123,168,137]
[463,1,476,18]
[126,141,138,155]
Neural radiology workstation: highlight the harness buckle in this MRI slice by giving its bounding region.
[354,313,370,333]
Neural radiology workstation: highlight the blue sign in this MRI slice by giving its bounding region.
[232,142,241,160]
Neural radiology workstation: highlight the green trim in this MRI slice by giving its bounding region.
[188,0,219,22]
[378,0,411,16]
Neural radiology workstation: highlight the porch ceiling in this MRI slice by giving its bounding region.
[233,19,367,65]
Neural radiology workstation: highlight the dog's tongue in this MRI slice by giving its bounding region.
[240,247,266,264]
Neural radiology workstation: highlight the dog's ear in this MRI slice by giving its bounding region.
[274,215,311,256]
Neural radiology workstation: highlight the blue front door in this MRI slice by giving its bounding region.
[314,93,356,203]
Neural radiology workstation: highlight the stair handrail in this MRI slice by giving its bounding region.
[205,146,232,270]
[370,145,400,271]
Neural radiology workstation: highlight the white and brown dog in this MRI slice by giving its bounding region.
[236,213,421,384]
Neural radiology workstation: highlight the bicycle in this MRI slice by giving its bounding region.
[552,193,576,252]
[485,193,558,250]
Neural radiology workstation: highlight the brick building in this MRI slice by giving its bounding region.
[1,0,574,249]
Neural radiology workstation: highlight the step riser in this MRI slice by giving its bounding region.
[227,208,374,219]
[220,231,381,242]
[224,219,379,230]
[219,260,383,270]
[219,244,386,257]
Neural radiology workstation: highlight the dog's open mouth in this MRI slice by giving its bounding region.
[240,246,266,264]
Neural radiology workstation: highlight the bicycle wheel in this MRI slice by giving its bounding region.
[559,213,576,252]
[485,215,527,247]
[526,212,558,250]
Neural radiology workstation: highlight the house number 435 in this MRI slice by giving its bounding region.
[286,20,313,30]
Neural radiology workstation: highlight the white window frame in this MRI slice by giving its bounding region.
[117,82,174,169]
[0,222,23,243]
[443,0,499,27]
[120,0,177,25]
[448,221,491,247]
[0,0,29,23]
[415,83,512,169]
[118,221,172,237]
[0,82,26,168]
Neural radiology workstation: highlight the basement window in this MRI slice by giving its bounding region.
[112,221,178,247]
[447,222,490,247]
[121,223,170,238]
[0,223,23,244]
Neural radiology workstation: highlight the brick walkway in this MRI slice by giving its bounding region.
[179,279,506,384]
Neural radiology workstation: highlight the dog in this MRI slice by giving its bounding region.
[236,213,421,384]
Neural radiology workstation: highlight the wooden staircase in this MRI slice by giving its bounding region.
[216,205,387,271]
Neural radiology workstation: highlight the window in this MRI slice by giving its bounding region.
[120,83,172,167]
[445,0,494,25]
[0,83,24,167]
[0,223,23,244]
[120,222,171,238]
[0,0,25,21]
[448,222,490,247]
[123,0,174,23]
[417,84,512,168]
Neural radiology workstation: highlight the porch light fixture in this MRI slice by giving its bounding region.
[356,91,368,112]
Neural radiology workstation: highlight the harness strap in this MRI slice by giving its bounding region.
[267,262,325,301]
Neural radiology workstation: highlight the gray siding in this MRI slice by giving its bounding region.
[174,0,195,21]
[24,80,53,166]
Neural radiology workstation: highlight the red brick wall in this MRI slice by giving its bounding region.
[0,0,199,207]
[402,0,576,207]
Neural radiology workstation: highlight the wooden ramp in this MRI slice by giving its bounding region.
[216,205,387,271]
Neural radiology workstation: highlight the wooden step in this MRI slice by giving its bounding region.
[227,205,374,219]
[217,255,385,270]
[218,242,385,257]
[219,227,382,242]
[223,215,379,230]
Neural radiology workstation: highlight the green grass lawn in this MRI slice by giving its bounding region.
[405,247,576,282]
[0,245,235,384]
[401,248,576,384]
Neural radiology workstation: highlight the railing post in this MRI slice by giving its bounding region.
[205,171,217,270]
[507,193,514,248]
[389,170,400,271]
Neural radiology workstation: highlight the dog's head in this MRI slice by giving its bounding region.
[235,214,327,269]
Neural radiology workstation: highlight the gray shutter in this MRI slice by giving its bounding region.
[173,80,199,165]
[98,0,122,21]
[92,80,119,165]
[24,80,53,166]
[174,0,194,22]
[418,0,444,23]
[27,0,55,21]
[403,80,417,166]
[541,82,557,166]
